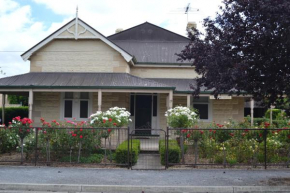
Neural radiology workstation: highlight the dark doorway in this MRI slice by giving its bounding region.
[135,95,152,135]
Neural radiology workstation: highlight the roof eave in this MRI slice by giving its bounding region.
[0,85,175,90]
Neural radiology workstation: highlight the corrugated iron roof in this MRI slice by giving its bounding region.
[108,22,189,41]
[108,22,190,64]
[112,41,189,64]
[149,78,208,93]
[0,73,212,93]
[0,72,174,90]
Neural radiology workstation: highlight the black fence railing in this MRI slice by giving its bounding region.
[0,127,129,167]
[167,128,290,169]
[1,126,290,169]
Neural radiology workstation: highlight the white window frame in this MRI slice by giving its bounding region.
[192,96,212,122]
[60,92,92,121]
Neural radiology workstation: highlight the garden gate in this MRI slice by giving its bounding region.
[129,129,167,170]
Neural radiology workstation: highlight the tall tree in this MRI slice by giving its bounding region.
[177,0,290,107]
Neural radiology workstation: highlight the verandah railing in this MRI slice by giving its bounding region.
[0,127,129,166]
[166,127,290,169]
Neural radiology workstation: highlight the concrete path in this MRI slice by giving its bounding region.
[132,154,164,170]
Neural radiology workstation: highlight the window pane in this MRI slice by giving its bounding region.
[193,104,208,119]
[80,101,88,118]
[64,100,73,118]
[193,97,209,103]
[65,92,73,99]
[130,95,135,116]
[80,92,89,99]
[153,95,157,116]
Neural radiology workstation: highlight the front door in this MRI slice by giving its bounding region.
[135,95,152,135]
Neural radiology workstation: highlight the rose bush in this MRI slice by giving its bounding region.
[165,106,198,128]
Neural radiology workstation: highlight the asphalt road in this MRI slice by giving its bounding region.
[0,166,289,186]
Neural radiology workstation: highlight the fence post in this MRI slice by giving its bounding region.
[264,129,267,169]
[180,131,185,164]
[166,127,169,169]
[34,127,38,166]
[127,127,130,169]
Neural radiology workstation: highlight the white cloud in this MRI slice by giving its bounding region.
[0,0,223,78]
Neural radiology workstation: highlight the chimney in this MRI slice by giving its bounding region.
[186,21,197,35]
[115,28,123,33]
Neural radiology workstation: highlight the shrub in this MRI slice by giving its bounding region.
[115,139,140,165]
[0,107,28,126]
[165,106,198,128]
[265,109,286,120]
[159,140,181,165]
[0,128,18,153]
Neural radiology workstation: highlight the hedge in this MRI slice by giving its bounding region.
[265,109,286,119]
[115,139,140,165]
[0,107,28,126]
[159,140,181,165]
[244,116,288,127]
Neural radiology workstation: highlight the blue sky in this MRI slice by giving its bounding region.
[0,0,222,77]
[17,0,64,29]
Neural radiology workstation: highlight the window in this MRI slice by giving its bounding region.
[192,97,211,120]
[62,92,91,120]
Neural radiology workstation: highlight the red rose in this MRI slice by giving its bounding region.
[229,133,234,137]
[108,129,112,133]
[109,118,113,122]
[213,130,216,134]
[181,130,187,133]
[43,131,47,134]
[186,134,190,138]
[80,135,83,139]
[209,129,212,132]
[26,129,30,132]
[259,133,263,137]
[200,131,204,134]
[113,123,117,126]
[80,128,83,132]
[103,120,106,123]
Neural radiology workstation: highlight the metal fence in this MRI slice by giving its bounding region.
[167,128,290,169]
[130,129,166,170]
[1,127,290,169]
[0,127,129,167]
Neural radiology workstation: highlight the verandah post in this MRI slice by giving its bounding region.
[2,94,5,125]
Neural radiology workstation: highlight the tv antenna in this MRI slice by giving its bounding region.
[169,3,200,22]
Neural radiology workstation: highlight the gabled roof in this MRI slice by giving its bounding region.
[108,22,190,64]
[0,72,174,90]
[108,22,189,41]
[21,18,133,63]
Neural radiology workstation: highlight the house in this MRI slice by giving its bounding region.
[0,15,247,131]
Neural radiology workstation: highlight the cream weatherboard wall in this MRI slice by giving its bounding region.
[32,92,61,126]
[130,66,199,78]
[212,97,245,123]
[92,92,130,113]
[30,39,130,73]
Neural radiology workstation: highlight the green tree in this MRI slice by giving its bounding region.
[177,0,290,108]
